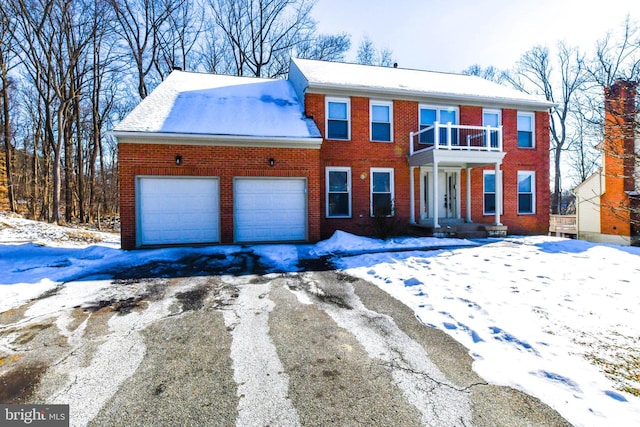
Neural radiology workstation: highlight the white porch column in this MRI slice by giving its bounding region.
[432,161,439,228]
[456,170,462,220]
[494,162,503,226]
[466,167,472,223]
[409,166,416,224]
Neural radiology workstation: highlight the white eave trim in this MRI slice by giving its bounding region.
[305,83,556,110]
[113,131,323,149]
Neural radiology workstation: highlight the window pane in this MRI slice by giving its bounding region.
[372,123,391,141]
[419,126,434,144]
[518,131,532,148]
[420,108,436,125]
[518,194,533,213]
[373,194,392,216]
[440,110,457,124]
[484,173,495,193]
[328,120,348,139]
[484,194,496,214]
[328,193,349,216]
[518,174,532,192]
[517,114,532,131]
[328,102,347,120]
[372,172,390,192]
[483,112,499,127]
[372,105,389,122]
[328,171,347,192]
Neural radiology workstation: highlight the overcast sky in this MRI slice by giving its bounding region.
[312,0,639,73]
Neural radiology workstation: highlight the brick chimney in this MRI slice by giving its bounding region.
[600,80,638,240]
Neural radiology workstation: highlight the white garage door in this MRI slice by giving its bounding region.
[234,178,307,242]
[138,177,219,246]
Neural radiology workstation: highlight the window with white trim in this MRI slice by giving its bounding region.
[517,112,535,148]
[483,170,496,215]
[370,168,394,217]
[517,171,535,214]
[483,170,503,215]
[326,167,351,217]
[419,105,459,144]
[370,100,393,142]
[326,97,350,140]
[483,109,501,148]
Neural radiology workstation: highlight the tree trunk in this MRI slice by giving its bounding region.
[1,71,16,211]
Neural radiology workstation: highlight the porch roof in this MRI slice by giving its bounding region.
[408,149,506,168]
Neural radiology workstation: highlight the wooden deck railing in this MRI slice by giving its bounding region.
[549,214,577,235]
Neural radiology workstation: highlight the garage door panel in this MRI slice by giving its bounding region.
[138,177,220,246]
[235,178,306,242]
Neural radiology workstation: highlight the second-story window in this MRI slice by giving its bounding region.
[326,97,350,140]
[483,109,501,148]
[419,105,458,144]
[517,112,535,148]
[370,101,393,142]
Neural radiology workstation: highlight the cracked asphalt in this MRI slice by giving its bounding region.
[1,262,571,426]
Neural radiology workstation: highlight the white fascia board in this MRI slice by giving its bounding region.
[305,84,556,111]
[113,131,323,149]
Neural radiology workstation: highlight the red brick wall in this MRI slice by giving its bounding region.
[468,109,550,234]
[600,81,637,238]
[304,92,551,238]
[119,143,320,249]
[305,93,417,238]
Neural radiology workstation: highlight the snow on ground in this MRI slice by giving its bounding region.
[1,212,639,426]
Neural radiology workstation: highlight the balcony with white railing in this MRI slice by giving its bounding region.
[409,122,503,156]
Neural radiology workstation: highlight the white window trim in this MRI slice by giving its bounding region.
[370,100,393,142]
[483,170,503,215]
[326,166,351,218]
[482,108,502,126]
[517,111,535,148]
[517,171,536,214]
[370,167,395,217]
[418,104,460,125]
[325,97,351,141]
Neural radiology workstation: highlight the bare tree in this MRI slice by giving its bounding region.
[356,37,394,67]
[506,42,587,214]
[588,15,640,88]
[108,0,186,99]
[462,64,509,84]
[295,32,351,61]
[0,11,19,211]
[208,0,315,77]
[154,0,204,75]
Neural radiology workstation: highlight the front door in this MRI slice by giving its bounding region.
[421,169,458,221]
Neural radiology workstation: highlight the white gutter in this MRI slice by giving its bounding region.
[305,84,556,110]
[112,131,323,149]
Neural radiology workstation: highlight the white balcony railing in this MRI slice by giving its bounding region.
[409,122,503,156]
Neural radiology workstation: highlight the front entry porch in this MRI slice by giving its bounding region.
[408,121,507,236]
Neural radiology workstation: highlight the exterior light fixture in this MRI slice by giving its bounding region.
[269,158,275,167]
[175,155,182,165]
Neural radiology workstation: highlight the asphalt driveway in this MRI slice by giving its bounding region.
[1,255,570,426]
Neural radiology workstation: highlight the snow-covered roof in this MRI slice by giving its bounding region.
[114,70,321,140]
[290,58,554,110]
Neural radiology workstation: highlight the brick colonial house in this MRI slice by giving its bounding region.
[574,80,639,246]
[114,58,553,249]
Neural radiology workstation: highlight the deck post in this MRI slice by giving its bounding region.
[409,166,416,224]
[433,161,439,228]
[466,167,472,222]
[494,162,503,226]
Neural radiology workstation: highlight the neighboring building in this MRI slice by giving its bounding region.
[114,58,553,249]
[574,80,639,246]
